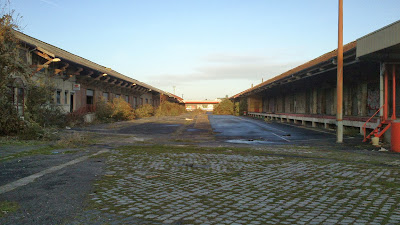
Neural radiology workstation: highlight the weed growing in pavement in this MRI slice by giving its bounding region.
[0,201,19,218]
[55,132,95,148]
[116,145,255,156]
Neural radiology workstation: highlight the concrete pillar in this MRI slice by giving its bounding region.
[360,82,368,116]
[312,121,316,127]
[360,126,364,135]
[324,123,329,129]
[380,63,385,117]
[312,88,318,114]
[302,120,306,126]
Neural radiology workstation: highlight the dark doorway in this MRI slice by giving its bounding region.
[70,93,74,112]
[86,89,94,105]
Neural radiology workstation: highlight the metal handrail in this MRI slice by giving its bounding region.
[362,105,384,141]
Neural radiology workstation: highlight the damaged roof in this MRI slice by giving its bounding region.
[14,30,181,101]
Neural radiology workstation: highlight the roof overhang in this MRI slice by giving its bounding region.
[357,20,400,61]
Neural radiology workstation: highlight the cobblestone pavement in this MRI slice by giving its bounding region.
[73,146,400,224]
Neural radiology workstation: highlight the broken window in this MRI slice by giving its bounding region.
[86,89,94,105]
[64,90,68,104]
[103,92,109,101]
[56,90,61,104]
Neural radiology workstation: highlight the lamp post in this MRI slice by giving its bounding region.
[337,0,344,143]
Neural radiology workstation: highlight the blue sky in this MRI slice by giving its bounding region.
[10,0,400,100]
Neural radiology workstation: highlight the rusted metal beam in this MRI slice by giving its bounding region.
[336,0,344,143]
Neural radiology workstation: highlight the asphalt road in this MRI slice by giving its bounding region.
[209,115,340,145]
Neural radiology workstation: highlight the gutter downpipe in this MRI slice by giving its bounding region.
[337,0,344,143]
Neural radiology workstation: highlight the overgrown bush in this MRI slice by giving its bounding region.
[238,98,248,115]
[213,99,234,115]
[155,101,186,117]
[25,82,66,128]
[0,6,66,139]
[234,102,240,116]
[0,100,25,136]
[0,8,28,136]
[95,97,114,122]
[135,104,154,118]
[110,97,135,121]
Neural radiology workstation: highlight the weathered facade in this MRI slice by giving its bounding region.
[14,31,182,115]
[232,20,400,142]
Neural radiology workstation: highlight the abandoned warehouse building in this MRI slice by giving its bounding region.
[11,30,182,119]
[232,20,400,144]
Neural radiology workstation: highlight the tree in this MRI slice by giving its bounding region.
[213,99,234,115]
[0,5,30,135]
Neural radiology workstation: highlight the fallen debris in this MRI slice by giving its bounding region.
[378,147,388,152]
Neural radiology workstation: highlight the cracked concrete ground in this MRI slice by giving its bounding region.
[1,113,400,224]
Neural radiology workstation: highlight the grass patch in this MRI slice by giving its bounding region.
[0,201,19,217]
[1,145,60,162]
[0,136,45,147]
[116,145,255,156]
[55,132,96,148]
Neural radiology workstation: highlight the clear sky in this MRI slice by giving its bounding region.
[9,0,400,100]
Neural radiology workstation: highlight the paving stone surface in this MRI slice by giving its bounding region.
[72,146,400,224]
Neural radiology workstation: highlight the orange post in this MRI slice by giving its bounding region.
[384,68,388,121]
[392,65,397,120]
[336,0,344,143]
[391,120,400,152]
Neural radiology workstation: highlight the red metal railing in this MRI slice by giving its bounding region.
[362,105,384,142]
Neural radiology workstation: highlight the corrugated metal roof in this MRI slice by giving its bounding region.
[232,41,357,98]
[357,20,400,58]
[14,30,179,100]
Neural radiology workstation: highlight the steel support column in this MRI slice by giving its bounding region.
[392,64,397,120]
[384,67,389,121]
[380,63,385,118]
[336,0,344,143]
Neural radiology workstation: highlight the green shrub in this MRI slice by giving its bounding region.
[0,98,25,136]
[155,101,186,117]
[135,104,154,118]
[95,97,114,122]
[234,102,240,116]
[213,99,234,115]
[238,98,248,115]
[110,98,135,121]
